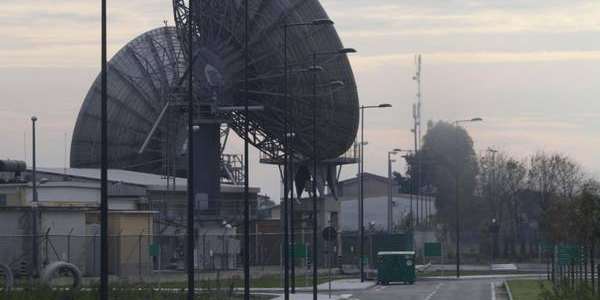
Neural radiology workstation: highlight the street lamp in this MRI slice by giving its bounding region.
[309,47,354,299]
[30,116,39,278]
[185,3,197,299]
[359,103,392,282]
[490,218,499,264]
[452,117,483,279]
[486,147,498,266]
[282,19,333,298]
[387,148,411,232]
[387,149,400,232]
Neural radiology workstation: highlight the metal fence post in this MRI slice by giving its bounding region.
[203,233,207,271]
[67,228,74,263]
[139,232,143,280]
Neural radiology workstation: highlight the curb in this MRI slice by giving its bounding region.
[242,283,377,293]
[504,280,514,300]
[420,274,544,281]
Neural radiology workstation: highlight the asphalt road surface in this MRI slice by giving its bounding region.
[347,278,507,300]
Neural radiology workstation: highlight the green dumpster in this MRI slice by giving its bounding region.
[376,251,416,285]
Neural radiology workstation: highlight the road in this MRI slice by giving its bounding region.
[345,277,509,300]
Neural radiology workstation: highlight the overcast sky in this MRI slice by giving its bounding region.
[1,0,600,200]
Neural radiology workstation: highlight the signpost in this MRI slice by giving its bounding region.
[424,242,442,257]
[424,242,442,276]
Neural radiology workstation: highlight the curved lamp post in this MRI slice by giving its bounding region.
[452,117,483,279]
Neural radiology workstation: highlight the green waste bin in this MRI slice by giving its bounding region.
[376,251,416,285]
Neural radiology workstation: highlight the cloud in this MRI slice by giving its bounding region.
[326,1,600,37]
[350,51,600,71]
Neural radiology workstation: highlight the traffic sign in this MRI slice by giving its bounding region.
[293,244,308,258]
[424,242,442,257]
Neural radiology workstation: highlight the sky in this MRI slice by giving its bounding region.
[1,0,600,200]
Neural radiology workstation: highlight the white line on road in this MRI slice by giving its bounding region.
[491,282,496,300]
[425,283,443,300]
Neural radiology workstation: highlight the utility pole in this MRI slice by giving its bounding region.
[411,104,419,225]
[452,118,483,279]
[243,0,250,299]
[31,116,39,278]
[412,55,423,225]
[100,0,109,298]
[186,1,195,298]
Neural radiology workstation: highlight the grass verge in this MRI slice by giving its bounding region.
[507,279,551,300]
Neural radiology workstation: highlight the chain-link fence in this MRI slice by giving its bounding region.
[0,231,420,281]
[0,231,424,299]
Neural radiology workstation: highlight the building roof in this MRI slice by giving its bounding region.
[34,168,259,193]
[338,172,390,185]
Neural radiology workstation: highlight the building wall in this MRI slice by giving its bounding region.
[0,210,28,267]
[40,211,89,273]
[0,209,94,275]
[339,195,436,231]
[107,213,154,277]
[25,186,99,204]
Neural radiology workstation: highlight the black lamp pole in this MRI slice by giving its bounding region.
[243,0,250,299]
[100,0,108,298]
[311,51,318,300]
[309,49,353,297]
[282,22,291,300]
[452,117,482,279]
[282,20,333,298]
[186,1,196,298]
[31,116,39,279]
[359,103,391,282]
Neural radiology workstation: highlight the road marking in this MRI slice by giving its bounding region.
[425,283,443,300]
[339,294,353,299]
[374,286,386,292]
[491,282,496,300]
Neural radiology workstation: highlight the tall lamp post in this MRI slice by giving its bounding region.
[387,149,402,232]
[452,117,483,279]
[282,19,333,298]
[100,0,109,298]
[310,48,355,300]
[31,116,39,278]
[387,149,413,232]
[243,1,250,299]
[359,103,392,282]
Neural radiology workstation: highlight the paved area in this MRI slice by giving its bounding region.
[310,275,542,300]
[348,278,507,300]
[249,279,375,293]
[272,294,354,300]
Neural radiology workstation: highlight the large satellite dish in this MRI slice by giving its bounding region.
[71,26,189,175]
[71,0,359,188]
[173,0,359,162]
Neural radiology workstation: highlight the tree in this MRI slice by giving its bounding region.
[392,171,412,194]
[404,121,480,233]
[478,151,527,257]
[528,152,584,241]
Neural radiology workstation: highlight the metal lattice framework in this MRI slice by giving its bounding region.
[71,0,359,175]
[71,27,189,174]
[174,0,359,161]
